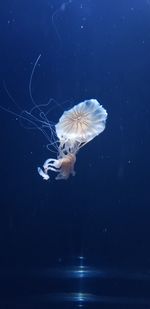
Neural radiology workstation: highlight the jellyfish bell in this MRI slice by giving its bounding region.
[38,98,107,181]
[56,99,107,143]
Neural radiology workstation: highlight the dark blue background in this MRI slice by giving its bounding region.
[0,0,150,307]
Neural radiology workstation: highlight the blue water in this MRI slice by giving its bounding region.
[0,0,150,308]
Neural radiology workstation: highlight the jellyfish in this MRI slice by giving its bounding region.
[0,55,107,181]
[38,98,107,180]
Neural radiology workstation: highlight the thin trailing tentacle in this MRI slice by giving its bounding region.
[29,54,41,108]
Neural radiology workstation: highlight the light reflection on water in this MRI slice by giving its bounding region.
[1,256,150,308]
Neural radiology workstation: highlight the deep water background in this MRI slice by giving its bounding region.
[0,0,150,308]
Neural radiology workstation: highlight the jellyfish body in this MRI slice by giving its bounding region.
[38,99,107,181]
[0,54,107,181]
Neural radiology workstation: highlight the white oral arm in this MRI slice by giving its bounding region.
[43,158,61,169]
[37,167,49,180]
